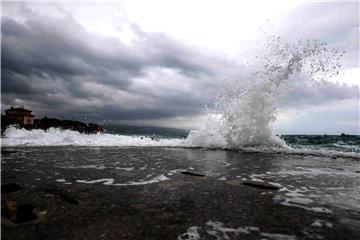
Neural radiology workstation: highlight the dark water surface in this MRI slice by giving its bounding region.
[104,125,190,139]
[2,146,360,239]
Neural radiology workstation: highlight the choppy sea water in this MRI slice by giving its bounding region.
[2,126,359,160]
[108,125,360,154]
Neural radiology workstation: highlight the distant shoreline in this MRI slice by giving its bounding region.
[1,115,104,134]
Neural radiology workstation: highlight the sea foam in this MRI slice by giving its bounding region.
[2,127,184,147]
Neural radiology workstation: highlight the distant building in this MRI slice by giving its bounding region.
[1,106,104,134]
[4,106,35,125]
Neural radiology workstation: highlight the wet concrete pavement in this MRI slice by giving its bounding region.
[2,147,360,239]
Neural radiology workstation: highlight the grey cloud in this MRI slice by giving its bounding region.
[1,3,225,122]
[278,2,359,68]
[283,80,359,108]
[1,2,358,130]
[135,30,216,77]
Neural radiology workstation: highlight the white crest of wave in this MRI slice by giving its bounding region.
[2,127,185,147]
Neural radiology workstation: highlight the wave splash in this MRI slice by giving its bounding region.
[187,36,343,149]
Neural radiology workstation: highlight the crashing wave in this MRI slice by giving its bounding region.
[187,36,343,149]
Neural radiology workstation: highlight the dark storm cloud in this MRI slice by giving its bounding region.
[103,105,199,121]
[1,16,140,85]
[133,27,216,77]
[1,4,226,121]
[1,6,218,81]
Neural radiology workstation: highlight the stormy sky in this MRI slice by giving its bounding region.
[1,1,359,134]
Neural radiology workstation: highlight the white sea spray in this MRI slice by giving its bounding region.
[187,36,343,149]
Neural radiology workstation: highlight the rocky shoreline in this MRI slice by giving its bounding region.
[1,116,104,134]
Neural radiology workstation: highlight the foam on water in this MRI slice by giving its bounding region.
[177,220,300,240]
[59,164,107,170]
[177,226,201,240]
[260,233,297,240]
[2,127,184,147]
[206,220,259,237]
[76,174,169,186]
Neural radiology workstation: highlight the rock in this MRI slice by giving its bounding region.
[242,181,280,190]
[181,171,206,177]
[3,200,17,223]
[45,188,78,205]
[2,183,21,193]
[2,201,39,225]
[16,203,39,224]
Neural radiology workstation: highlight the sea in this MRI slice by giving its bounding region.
[105,125,360,155]
[2,125,359,159]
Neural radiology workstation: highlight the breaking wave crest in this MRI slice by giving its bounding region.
[1,127,184,147]
[2,127,359,159]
